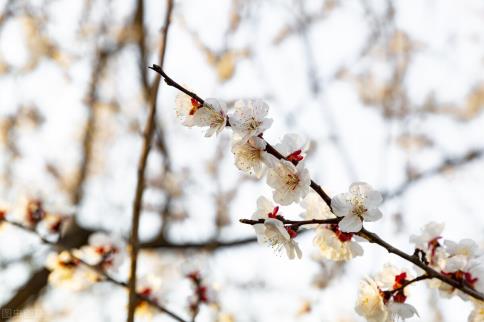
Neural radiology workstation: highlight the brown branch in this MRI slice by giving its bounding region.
[148,66,484,303]
[239,217,339,228]
[149,64,334,210]
[127,1,174,321]
[390,274,430,295]
[358,228,484,301]
[0,218,188,322]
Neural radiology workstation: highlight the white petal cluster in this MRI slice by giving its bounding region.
[274,133,309,161]
[355,278,388,322]
[412,223,484,301]
[332,182,383,232]
[231,136,276,178]
[252,197,302,259]
[444,239,483,272]
[410,221,445,266]
[175,94,227,137]
[267,160,311,205]
[230,99,273,143]
[74,233,126,272]
[355,265,418,322]
[45,251,98,290]
[302,193,363,261]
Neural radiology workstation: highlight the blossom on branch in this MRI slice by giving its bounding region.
[231,136,276,178]
[267,160,310,205]
[74,233,126,272]
[45,251,99,290]
[251,196,302,259]
[274,133,308,163]
[301,193,363,261]
[355,265,418,322]
[410,221,445,265]
[229,99,273,143]
[136,275,164,317]
[175,94,227,137]
[331,182,383,233]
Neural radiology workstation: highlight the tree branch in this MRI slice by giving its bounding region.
[148,66,484,303]
[127,1,174,321]
[0,218,188,322]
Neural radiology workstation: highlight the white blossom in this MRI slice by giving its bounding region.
[444,239,482,272]
[274,133,308,162]
[410,222,445,266]
[410,222,444,251]
[355,265,418,322]
[251,196,302,259]
[73,233,126,272]
[267,160,311,205]
[175,94,227,136]
[45,251,98,290]
[332,182,383,233]
[355,278,389,322]
[300,192,333,228]
[230,99,273,143]
[313,227,364,261]
[302,193,363,261]
[231,136,277,178]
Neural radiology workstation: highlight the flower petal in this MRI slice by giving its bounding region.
[331,193,351,217]
[339,214,363,233]
[364,208,382,222]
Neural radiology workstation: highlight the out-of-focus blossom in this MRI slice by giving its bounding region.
[251,196,302,259]
[175,94,227,136]
[74,233,126,272]
[229,99,273,143]
[36,213,65,238]
[444,239,482,272]
[300,192,332,228]
[267,160,310,205]
[135,275,164,317]
[274,133,308,162]
[231,136,276,178]
[11,199,46,228]
[313,225,364,261]
[332,182,383,233]
[45,251,98,290]
[355,265,418,322]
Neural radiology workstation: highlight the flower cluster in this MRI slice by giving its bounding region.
[4,198,69,239]
[355,264,418,322]
[411,223,484,306]
[302,192,363,261]
[172,89,484,320]
[251,196,302,259]
[73,232,127,272]
[175,96,387,260]
[45,233,127,289]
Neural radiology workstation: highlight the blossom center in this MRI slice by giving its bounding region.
[285,173,300,190]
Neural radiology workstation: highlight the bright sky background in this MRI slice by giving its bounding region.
[0,0,483,321]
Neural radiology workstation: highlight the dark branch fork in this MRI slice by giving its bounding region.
[149,64,484,302]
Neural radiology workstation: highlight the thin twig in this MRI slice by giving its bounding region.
[127,1,174,321]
